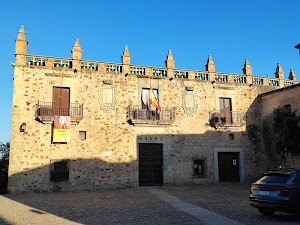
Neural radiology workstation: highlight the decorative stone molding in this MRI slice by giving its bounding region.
[181,90,198,116]
[98,83,117,112]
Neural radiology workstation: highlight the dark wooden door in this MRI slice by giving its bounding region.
[218,152,240,182]
[53,87,70,116]
[139,143,163,186]
[219,97,232,123]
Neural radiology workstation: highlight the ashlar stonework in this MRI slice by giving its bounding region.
[8,26,300,193]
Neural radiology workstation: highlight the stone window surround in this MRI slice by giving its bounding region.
[47,78,78,104]
[214,89,236,112]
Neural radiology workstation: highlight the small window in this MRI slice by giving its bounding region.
[193,159,206,177]
[79,131,86,140]
[229,134,234,141]
[284,104,291,109]
[50,160,69,181]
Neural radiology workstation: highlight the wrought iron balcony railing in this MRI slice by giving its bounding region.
[209,111,245,128]
[35,101,83,123]
[126,105,175,125]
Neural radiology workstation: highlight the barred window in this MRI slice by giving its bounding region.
[193,159,206,176]
[50,160,69,181]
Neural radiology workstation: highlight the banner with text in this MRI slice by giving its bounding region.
[53,116,70,143]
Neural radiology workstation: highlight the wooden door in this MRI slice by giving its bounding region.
[219,97,232,123]
[139,143,163,186]
[52,87,70,116]
[218,152,240,182]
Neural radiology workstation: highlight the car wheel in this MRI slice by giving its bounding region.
[258,207,275,216]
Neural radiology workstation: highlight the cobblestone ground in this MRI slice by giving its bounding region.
[1,188,203,225]
[162,183,300,225]
[0,183,299,225]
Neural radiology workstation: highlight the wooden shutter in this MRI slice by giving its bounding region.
[52,87,70,116]
[60,88,70,116]
[219,98,232,123]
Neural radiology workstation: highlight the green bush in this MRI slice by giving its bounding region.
[0,142,9,194]
[272,107,300,158]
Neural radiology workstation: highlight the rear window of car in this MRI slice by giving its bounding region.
[259,174,290,183]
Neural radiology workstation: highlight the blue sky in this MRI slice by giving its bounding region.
[0,0,300,143]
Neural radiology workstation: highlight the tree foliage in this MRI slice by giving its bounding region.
[0,142,9,194]
[272,107,300,158]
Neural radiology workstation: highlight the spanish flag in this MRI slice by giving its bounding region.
[149,86,161,112]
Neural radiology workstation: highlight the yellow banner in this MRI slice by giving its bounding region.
[53,129,70,143]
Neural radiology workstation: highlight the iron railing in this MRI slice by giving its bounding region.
[36,101,83,118]
[126,105,175,124]
[209,111,245,127]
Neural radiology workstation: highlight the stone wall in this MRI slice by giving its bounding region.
[8,61,280,192]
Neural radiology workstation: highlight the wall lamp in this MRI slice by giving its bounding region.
[125,73,129,77]
[211,80,216,84]
[74,68,79,73]
[20,122,26,132]
[169,77,174,81]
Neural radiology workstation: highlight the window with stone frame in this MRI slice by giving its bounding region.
[50,160,69,181]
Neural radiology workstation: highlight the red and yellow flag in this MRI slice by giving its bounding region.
[149,86,161,112]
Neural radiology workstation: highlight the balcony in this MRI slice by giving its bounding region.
[126,106,175,126]
[35,101,83,124]
[209,111,245,128]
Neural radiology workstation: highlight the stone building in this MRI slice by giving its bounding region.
[8,26,300,193]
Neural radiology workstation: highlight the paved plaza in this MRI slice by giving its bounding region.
[0,183,299,225]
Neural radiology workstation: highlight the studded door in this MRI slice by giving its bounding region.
[139,143,163,186]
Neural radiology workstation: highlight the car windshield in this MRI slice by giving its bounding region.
[259,174,290,183]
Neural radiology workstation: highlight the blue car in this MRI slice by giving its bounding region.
[250,169,300,217]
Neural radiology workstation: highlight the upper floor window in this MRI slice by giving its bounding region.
[50,160,69,181]
[141,88,159,110]
[219,97,232,123]
[53,87,70,116]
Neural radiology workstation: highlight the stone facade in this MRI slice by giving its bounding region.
[8,26,300,193]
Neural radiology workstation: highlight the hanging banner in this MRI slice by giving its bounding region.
[53,116,70,143]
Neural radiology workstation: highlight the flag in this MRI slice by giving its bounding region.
[149,86,161,112]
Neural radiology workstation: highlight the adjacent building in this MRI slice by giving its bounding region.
[8,26,300,193]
